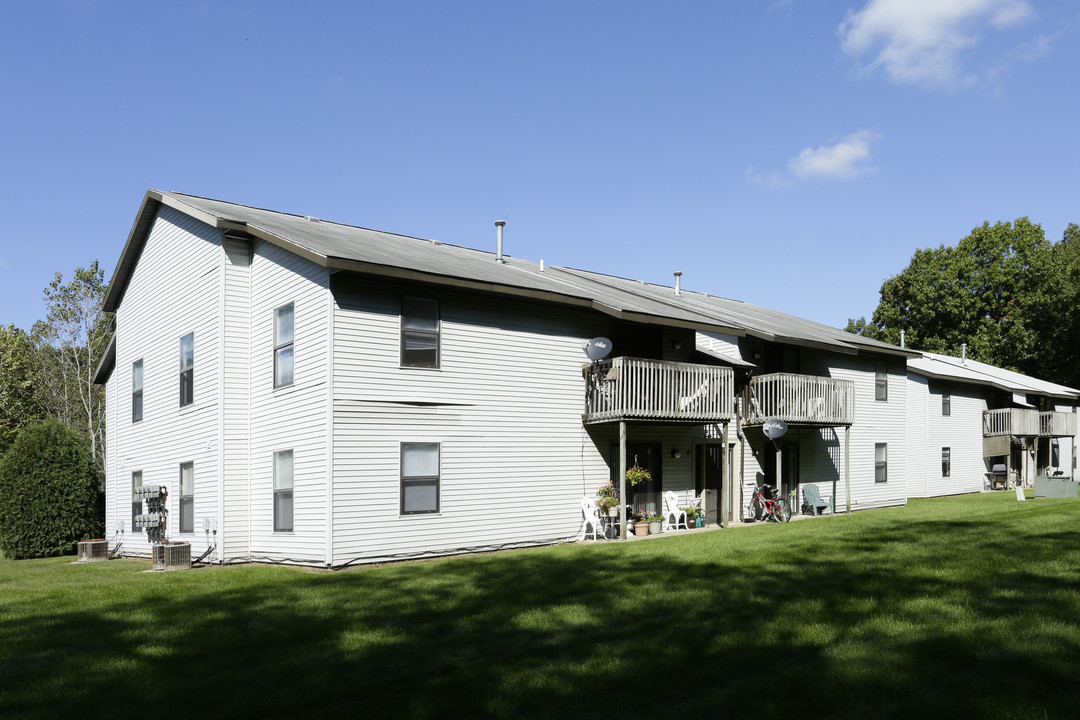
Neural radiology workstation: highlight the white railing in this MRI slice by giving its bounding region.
[983,409,1040,437]
[1040,411,1077,437]
[582,356,735,424]
[741,372,856,426]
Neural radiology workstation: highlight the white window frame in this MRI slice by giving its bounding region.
[274,449,294,532]
[941,386,951,416]
[179,462,194,533]
[401,442,440,514]
[401,296,440,369]
[131,470,143,526]
[875,361,888,402]
[179,333,194,407]
[274,303,294,388]
[132,359,143,423]
[942,447,951,478]
[875,443,888,483]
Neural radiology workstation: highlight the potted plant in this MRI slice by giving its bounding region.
[625,466,652,486]
[629,508,650,536]
[646,512,663,534]
[681,506,699,529]
[596,481,620,517]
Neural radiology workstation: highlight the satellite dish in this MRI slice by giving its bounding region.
[762,418,788,440]
[582,337,612,361]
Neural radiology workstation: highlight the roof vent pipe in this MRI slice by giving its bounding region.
[899,330,905,348]
[674,271,682,297]
[961,343,967,364]
[495,221,506,264]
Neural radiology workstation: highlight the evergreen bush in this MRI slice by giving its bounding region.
[0,419,103,559]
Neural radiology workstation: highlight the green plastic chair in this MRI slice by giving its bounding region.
[802,483,834,516]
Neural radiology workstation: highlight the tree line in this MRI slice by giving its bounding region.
[846,218,1080,391]
[1,262,111,466]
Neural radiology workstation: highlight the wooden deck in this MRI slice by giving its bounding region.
[741,372,856,426]
[582,356,735,424]
[983,409,1077,438]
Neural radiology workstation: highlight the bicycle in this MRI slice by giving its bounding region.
[749,483,791,523]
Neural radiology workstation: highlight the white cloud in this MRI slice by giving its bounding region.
[838,0,1035,88]
[787,130,880,179]
[745,166,793,188]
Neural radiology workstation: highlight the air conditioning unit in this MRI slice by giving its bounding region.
[77,539,109,562]
[152,542,191,571]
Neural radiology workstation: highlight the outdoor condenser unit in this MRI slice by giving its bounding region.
[152,542,192,571]
[77,539,109,562]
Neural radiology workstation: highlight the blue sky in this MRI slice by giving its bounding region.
[2,0,1077,333]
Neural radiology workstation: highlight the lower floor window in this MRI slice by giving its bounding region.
[875,443,888,484]
[131,470,143,527]
[401,442,440,514]
[274,450,294,532]
[179,462,194,533]
[942,447,951,477]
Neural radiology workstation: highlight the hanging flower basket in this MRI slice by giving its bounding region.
[625,466,652,486]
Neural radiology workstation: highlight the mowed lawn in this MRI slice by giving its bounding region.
[2,493,1079,720]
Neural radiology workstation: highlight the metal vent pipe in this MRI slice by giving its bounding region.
[495,220,506,263]
[674,271,682,296]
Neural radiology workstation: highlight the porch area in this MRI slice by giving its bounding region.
[740,372,856,427]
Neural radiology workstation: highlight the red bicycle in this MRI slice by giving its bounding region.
[750,483,791,523]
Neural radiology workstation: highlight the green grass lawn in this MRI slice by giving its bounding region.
[2,492,1079,719]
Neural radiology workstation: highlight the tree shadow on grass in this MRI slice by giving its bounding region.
[3,512,1080,720]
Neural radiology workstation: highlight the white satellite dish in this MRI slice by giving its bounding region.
[583,337,612,361]
[762,418,788,440]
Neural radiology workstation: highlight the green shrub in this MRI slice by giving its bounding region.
[0,419,103,559]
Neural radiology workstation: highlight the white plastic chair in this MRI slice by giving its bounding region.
[579,497,602,540]
[662,491,688,531]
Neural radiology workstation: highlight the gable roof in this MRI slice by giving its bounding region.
[908,351,1080,401]
[99,189,915,382]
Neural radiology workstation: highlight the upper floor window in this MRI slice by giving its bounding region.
[941,447,951,477]
[942,386,951,416]
[401,296,439,368]
[274,303,294,387]
[401,442,440,514]
[875,443,888,483]
[179,333,194,407]
[875,361,888,402]
[132,359,143,423]
[179,461,194,533]
[274,449,294,532]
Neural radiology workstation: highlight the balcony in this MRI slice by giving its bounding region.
[741,372,856,427]
[984,409,1077,438]
[582,356,735,425]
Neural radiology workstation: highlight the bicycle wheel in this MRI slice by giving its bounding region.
[776,498,792,523]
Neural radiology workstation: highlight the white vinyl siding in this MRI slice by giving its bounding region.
[331,278,612,566]
[246,239,331,564]
[102,206,223,560]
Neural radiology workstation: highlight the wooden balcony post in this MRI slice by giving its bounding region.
[619,421,627,539]
[844,425,851,513]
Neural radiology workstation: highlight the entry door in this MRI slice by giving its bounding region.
[611,443,662,514]
[694,442,724,525]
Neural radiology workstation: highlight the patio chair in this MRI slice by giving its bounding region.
[662,491,689,531]
[802,483,834,516]
[579,497,602,540]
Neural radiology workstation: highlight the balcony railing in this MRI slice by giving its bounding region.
[985,408,1077,437]
[741,372,856,426]
[1041,411,1077,437]
[582,356,735,424]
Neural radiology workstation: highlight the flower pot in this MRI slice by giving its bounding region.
[632,522,649,537]
[649,521,662,534]
[607,507,619,518]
